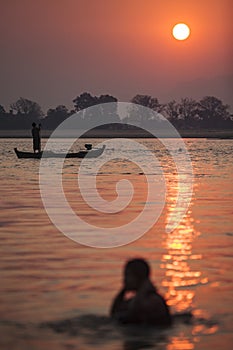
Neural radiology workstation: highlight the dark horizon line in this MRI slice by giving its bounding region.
[1,129,233,140]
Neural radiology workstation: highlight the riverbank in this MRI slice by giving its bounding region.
[0,129,233,139]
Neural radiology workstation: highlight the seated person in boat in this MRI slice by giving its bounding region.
[110,258,172,326]
[31,122,41,153]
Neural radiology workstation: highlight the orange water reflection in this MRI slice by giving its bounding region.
[161,191,207,350]
[167,337,195,350]
[161,205,208,313]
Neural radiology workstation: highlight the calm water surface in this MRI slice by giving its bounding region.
[0,138,232,349]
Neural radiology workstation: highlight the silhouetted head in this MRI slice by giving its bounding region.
[124,258,150,291]
[32,122,36,127]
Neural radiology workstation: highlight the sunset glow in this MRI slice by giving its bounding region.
[0,0,231,110]
[0,1,232,350]
[172,23,191,40]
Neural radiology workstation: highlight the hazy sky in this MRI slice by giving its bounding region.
[0,0,232,112]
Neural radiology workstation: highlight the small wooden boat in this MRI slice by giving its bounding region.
[14,145,106,159]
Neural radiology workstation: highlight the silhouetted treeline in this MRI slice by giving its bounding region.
[0,93,232,131]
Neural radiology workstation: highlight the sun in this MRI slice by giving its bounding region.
[172,23,190,41]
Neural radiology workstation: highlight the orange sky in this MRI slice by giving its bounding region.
[0,0,232,110]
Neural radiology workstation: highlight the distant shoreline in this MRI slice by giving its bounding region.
[0,129,233,139]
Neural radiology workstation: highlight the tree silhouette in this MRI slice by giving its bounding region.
[72,92,118,128]
[198,96,230,128]
[0,94,232,132]
[95,94,119,126]
[0,98,43,129]
[131,94,161,111]
[128,94,162,128]
[73,92,97,111]
[10,97,43,118]
[179,98,199,128]
[164,100,180,121]
[42,105,70,129]
[0,105,6,115]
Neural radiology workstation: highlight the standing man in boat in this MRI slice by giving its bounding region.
[31,122,41,153]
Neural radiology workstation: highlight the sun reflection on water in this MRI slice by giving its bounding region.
[167,337,195,350]
[161,204,208,313]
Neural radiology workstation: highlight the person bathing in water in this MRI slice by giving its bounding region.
[31,122,41,153]
[110,258,172,326]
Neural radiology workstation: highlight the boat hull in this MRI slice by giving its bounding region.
[14,146,105,159]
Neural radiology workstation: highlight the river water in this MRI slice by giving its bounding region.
[0,138,232,349]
